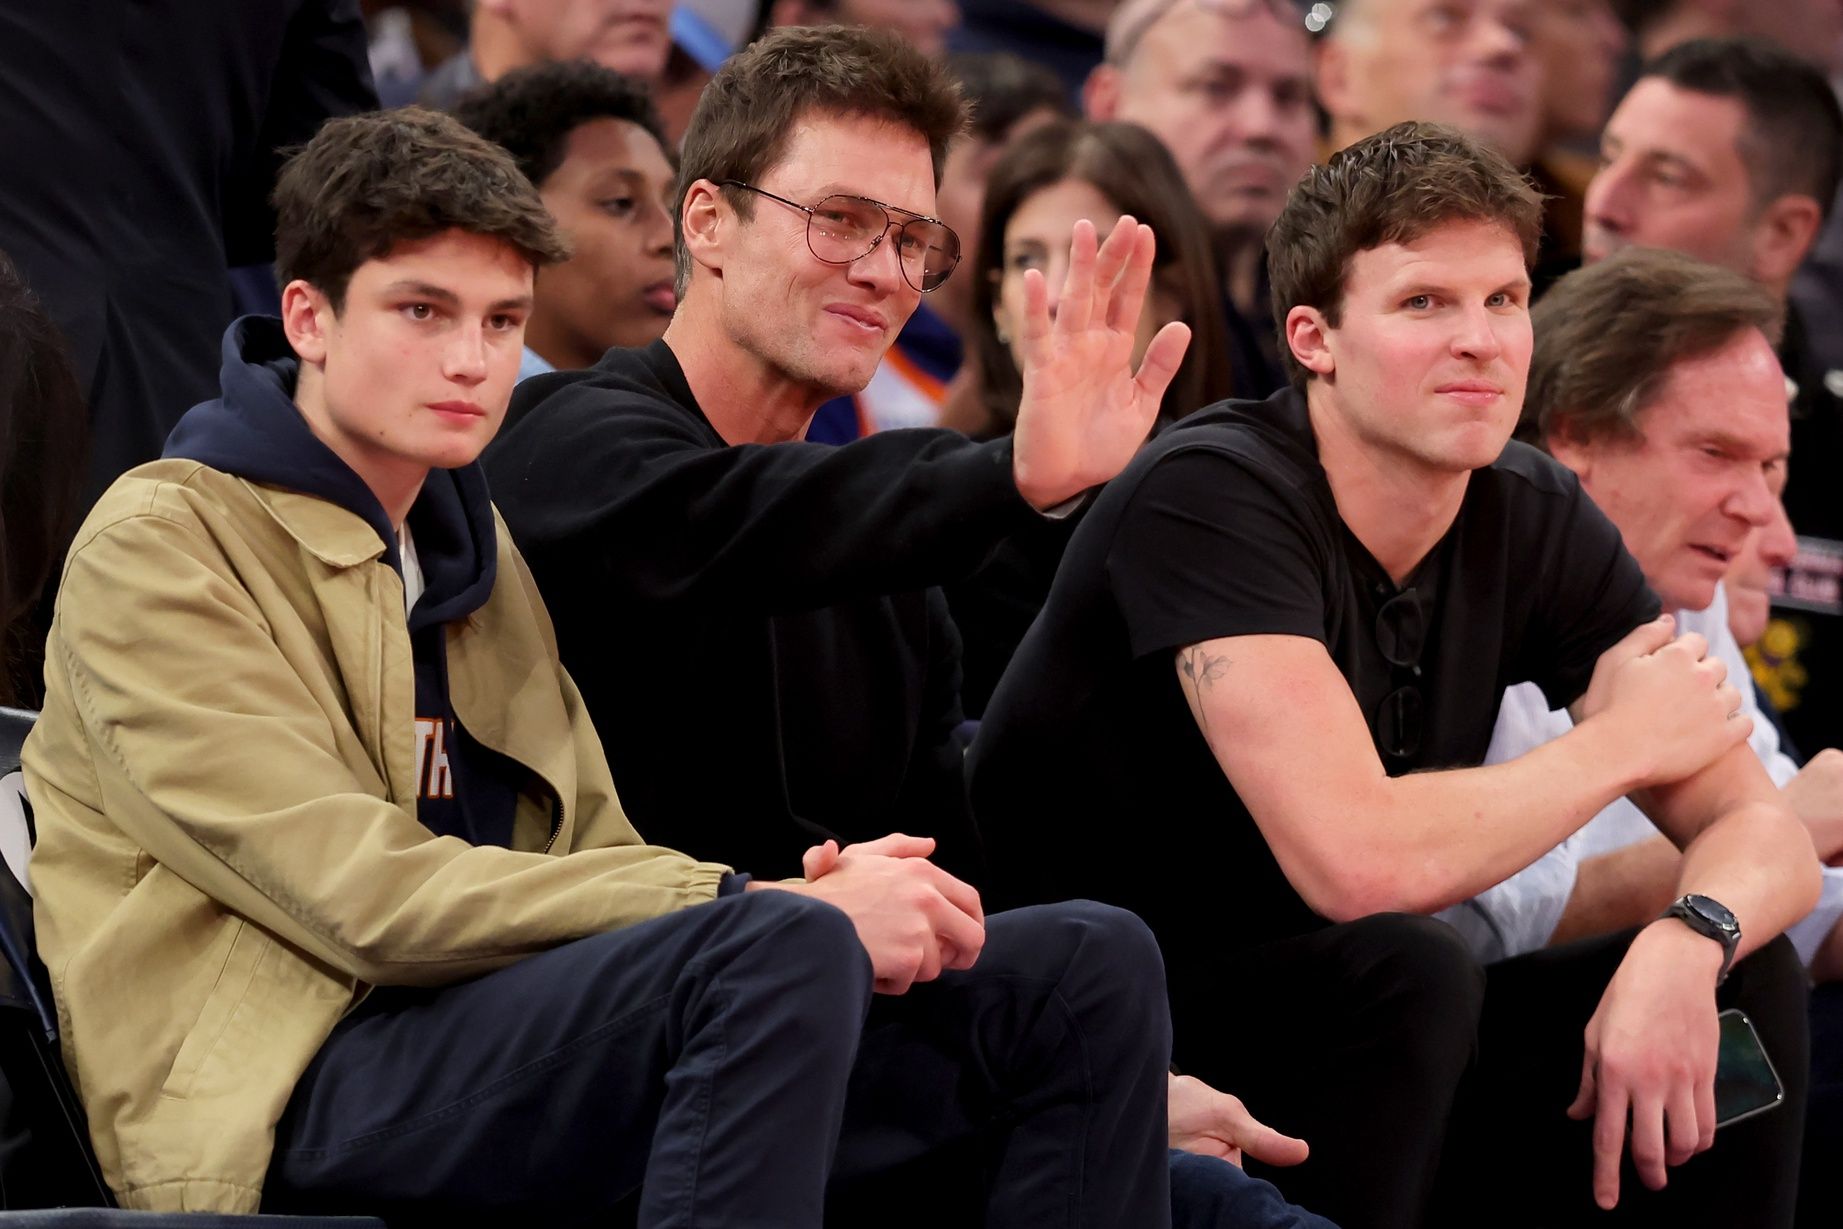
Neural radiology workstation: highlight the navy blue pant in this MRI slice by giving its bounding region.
[262,893,1172,1227]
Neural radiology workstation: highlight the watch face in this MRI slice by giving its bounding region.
[1685,894,1741,937]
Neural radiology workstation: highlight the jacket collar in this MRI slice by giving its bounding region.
[244,481,389,569]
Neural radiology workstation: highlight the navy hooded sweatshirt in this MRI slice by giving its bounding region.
[163,316,522,847]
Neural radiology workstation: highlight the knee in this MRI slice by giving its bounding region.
[1013,899,1168,1003]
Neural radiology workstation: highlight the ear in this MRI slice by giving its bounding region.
[1749,193,1824,288]
[280,279,334,368]
[768,0,811,25]
[1083,64,1122,121]
[1285,305,1336,377]
[1544,417,1598,480]
[680,179,729,281]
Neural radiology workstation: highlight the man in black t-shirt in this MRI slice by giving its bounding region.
[971,122,1822,1229]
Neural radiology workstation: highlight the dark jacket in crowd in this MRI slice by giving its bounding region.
[0,0,375,506]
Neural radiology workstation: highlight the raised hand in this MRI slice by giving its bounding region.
[1010,215,1192,510]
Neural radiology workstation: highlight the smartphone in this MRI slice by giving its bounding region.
[1714,1007,1784,1129]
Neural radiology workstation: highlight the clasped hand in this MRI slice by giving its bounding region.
[761,833,985,995]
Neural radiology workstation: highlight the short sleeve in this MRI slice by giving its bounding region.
[1524,472,1660,710]
[1104,448,1329,660]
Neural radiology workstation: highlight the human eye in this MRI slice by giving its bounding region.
[599,195,637,218]
[1485,290,1521,308]
[1007,247,1045,273]
[400,302,437,322]
[1404,293,1436,310]
[487,311,523,333]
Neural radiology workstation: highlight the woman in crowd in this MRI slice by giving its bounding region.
[949,119,1232,714]
[0,253,87,708]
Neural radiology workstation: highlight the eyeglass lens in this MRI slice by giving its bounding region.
[806,196,960,292]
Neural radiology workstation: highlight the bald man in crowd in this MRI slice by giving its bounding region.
[1085,0,1318,395]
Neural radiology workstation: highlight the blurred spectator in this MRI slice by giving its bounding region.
[0,1,375,509]
[1533,0,1627,153]
[950,0,1113,101]
[419,0,674,110]
[966,120,1231,435]
[762,0,963,54]
[1582,38,1843,756]
[1086,0,1318,396]
[1614,0,1843,73]
[457,61,678,376]
[1316,0,1543,166]
[948,118,1232,715]
[1312,0,1602,283]
[0,255,87,709]
[363,0,469,107]
[810,51,1072,441]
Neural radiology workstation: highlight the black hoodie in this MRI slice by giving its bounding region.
[164,316,522,847]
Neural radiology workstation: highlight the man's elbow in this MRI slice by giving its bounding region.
[1285,851,1442,923]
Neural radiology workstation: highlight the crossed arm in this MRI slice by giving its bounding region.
[1174,621,1819,1209]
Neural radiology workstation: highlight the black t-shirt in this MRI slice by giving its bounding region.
[968,387,1657,969]
[483,339,1034,882]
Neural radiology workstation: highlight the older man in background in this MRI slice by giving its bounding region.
[1085,0,1318,395]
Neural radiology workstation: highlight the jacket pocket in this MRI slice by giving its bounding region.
[159,920,265,1101]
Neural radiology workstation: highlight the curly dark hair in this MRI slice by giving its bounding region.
[454,59,667,190]
[274,106,570,311]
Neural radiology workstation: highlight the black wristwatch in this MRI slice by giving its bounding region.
[1659,894,1741,984]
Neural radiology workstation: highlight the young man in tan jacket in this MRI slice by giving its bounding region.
[22,106,1175,1223]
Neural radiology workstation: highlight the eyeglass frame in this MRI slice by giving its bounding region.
[713,179,962,293]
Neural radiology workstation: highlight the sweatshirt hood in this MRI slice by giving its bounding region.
[164,316,498,627]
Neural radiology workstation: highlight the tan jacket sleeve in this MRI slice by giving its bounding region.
[51,500,729,988]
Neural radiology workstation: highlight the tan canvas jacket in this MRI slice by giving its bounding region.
[22,460,731,1212]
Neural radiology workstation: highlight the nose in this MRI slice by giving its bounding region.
[443,325,489,386]
[1233,86,1283,144]
[1585,159,1637,235]
[645,198,673,257]
[1727,465,1779,530]
[1450,303,1503,362]
[1470,14,1528,66]
[848,223,909,293]
[1757,496,1798,568]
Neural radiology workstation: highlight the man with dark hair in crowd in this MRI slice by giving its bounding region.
[0,1,375,508]
[1083,0,1317,398]
[456,59,678,379]
[419,0,673,111]
[1583,37,1843,758]
[484,24,1337,1228]
[970,121,1820,1228]
[23,104,1178,1223]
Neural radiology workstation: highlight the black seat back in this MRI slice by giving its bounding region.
[0,706,114,1209]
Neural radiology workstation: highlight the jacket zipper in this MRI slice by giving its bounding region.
[541,791,563,855]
